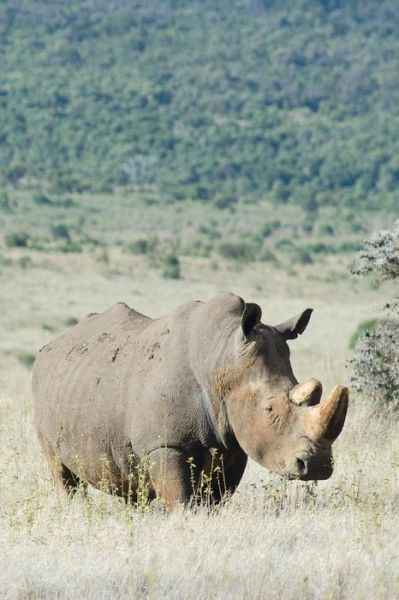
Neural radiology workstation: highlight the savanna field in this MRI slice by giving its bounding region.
[1,1,399,598]
[0,234,398,598]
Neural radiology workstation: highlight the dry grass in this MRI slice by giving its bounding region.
[0,251,398,599]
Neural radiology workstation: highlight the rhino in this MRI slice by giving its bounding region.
[33,293,348,509]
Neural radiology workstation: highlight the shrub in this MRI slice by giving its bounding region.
[294,248,313,265]
[349,319,378,349]
[258,248,277,263]
[350,221,399,405]
[275,239,294,251]
[61,241,82,253]
[351,222,399,280]
[5,232,30,247]
[51,224,71,241]
[338,241,361,253]
[162,254,181,279]
[126,237,158,255]
[4,161,25,183]
[213,195,238,210]
[307,242,333,255]
[17,256,33,269]
[33,192,52,205]
[59,198,76,208]
[0,191,13,212]
[218,241,256,262]
[319,223,334,236]
[16,351,36,368]
[194,185,210,201]
[198,225,221,241]
[260,221,281,238]
[96,248,109,263]
[64,316,79,326]
[126,239,150,254]
[350,317,399,405]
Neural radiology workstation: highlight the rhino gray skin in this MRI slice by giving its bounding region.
[33,293,348,509]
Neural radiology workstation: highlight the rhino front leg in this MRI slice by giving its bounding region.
[213,449,248,503]
[148,447,193,510]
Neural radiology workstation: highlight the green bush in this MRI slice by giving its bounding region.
[126,239,150,254]
[260,221,281,238]
[293,248,313,265]
[33,192,52,205]
[5,232,30,248]
[350,222,399,405]
[275,239,294,251]
[64,316,79,327]
[16,351,36,368]
[51,224,71,241]
[258,248,278,263]
[0,191,13,212]
[162,254,181,279]
[60,241,82,253]
[96,248,109,263]
[349,319,379,349]
[182,238,212,258]
[213,195,238,210]
[126,237,158,255]
[58,198,76,208]
[338,241,361,253]
[306,242,333,255]
[17,256,33,269]
[319,223,335,236]
[218,241,256,262]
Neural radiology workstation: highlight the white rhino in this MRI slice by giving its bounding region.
[33,293,348,509]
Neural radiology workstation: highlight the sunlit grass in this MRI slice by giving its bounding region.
[0,360,398,598]
[0,246,397,598]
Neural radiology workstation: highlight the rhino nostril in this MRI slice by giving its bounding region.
[296,458,308,475]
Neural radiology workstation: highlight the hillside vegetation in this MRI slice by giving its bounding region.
[1,0,399,214]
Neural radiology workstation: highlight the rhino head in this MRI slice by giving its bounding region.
[217,301,348,481]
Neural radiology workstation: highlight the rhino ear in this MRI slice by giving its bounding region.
[274,308,313,340]
[242,303,262,337]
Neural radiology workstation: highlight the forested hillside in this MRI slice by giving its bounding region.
[1,0,399,212]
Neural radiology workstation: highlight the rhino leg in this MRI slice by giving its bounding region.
[36,428,86,496]
[148,447,192,510]
[210,449,248,504]
[199,448,247,505]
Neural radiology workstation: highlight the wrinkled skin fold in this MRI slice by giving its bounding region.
[33,293,348,510]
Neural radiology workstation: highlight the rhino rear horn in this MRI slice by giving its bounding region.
[242,303,262,337]
[290,378,322,406]
[274,308,313,340]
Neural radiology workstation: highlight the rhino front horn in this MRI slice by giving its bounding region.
[313,385,349,442]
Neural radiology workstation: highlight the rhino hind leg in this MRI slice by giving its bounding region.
[57,462,87,496]
[36,428,86,496]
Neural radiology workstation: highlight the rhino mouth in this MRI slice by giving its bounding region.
[298,463,333,481]
[286,457,334,481]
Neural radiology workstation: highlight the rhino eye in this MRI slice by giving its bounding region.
[264,405,273,413]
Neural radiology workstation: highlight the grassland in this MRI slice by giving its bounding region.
[1,1,398,594]
[0,209,398,598]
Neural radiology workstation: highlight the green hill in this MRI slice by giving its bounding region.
[1,0,399,212]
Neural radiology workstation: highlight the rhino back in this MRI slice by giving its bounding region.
[33,302,153,477]
[32,299,222,480]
